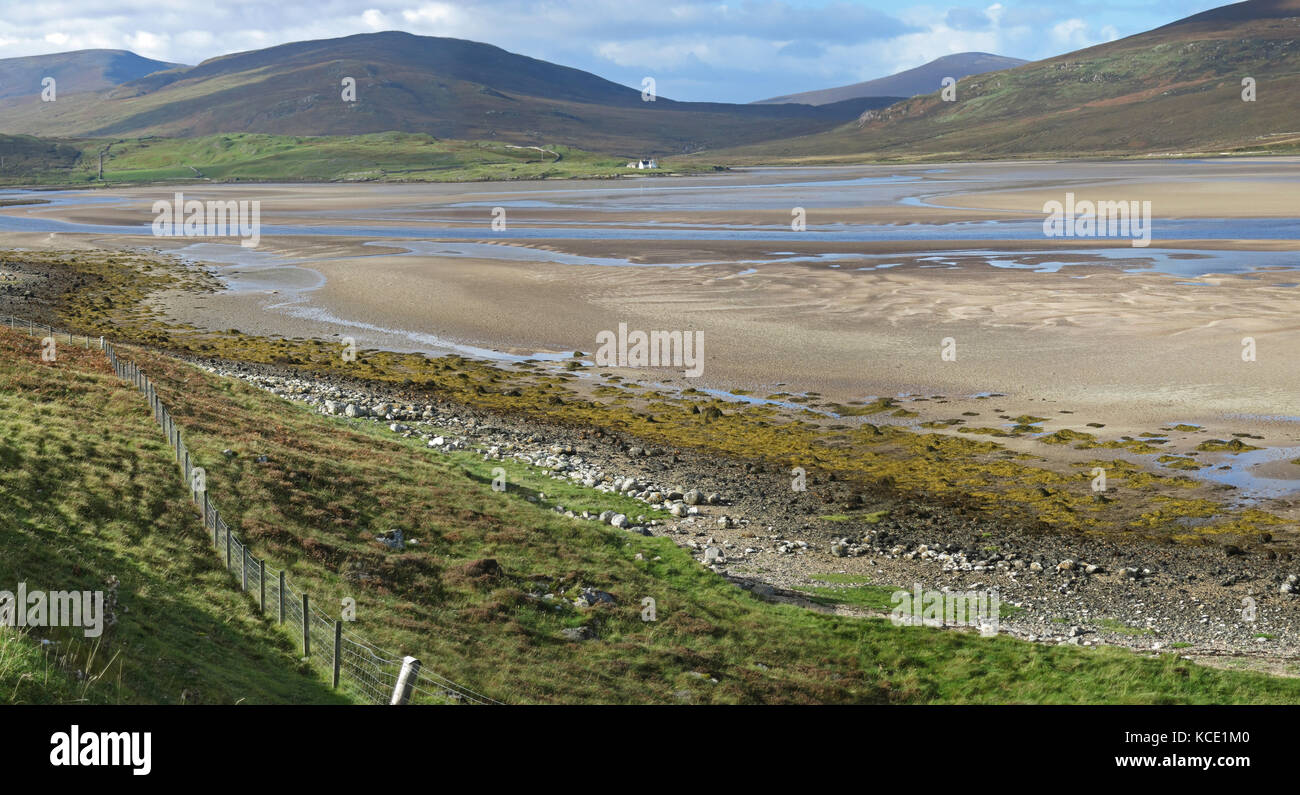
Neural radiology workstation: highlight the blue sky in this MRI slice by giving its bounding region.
[0,1,1235,102]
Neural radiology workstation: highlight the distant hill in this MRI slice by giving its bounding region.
[720,0,1300,161]
[0,32,895,156]
[0,49,183,101]
[754,53,1028,106]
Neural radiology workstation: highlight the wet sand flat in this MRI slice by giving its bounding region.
[6,159,1300,507]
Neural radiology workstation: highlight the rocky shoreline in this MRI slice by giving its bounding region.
[199,357,1300,676]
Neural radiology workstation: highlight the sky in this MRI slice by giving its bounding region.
[0,0,1235,102]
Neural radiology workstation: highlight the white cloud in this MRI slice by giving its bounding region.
[0,1,1207,102]
[125,31,170,59]
[1050,17,1119,50]
[361,9,390,30]
[400,3,467,28]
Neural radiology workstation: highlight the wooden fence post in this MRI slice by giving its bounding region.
[333,621,342,689]
[278,571,286,625]
[225,524,232,570]
[302,593,311,657]
[390,657,421,705]
[241,544,248,592]
[259,559,266,615]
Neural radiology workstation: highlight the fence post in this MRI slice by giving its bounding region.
[204,492,214,544]
[332,621,342,689]
[241,544,248,592]
[225,524,232,570]
[259,559,266,615]
[302,593,311,657]
[390,657,421,705]
[278,571,286,625]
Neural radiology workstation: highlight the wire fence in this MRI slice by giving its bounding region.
[6,315,501,705]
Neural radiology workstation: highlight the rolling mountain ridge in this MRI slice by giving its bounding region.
[719,0,1300,161]
[0,49,184,101]
[754,52,1028,106]
[0,32,896,156]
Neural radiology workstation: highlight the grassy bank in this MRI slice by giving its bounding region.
[0,330,347,703]
[8,326,1300,703]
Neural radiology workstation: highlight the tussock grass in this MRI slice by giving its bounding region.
[0,331,346,704]
[3,330,1295,702]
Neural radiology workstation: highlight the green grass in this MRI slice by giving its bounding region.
[800,579,1023,622]
[0,132,724,186]
[0,627,94,704]
[0,333,348,704]
[7,328,1300,702]
[798,583,902,612]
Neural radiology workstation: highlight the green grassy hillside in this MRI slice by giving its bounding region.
[0,330,345,704]
[0,132,718,186]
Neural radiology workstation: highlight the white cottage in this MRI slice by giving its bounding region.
[625,158,659,169]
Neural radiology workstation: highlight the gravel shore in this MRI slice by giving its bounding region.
[203,357,1300,678]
